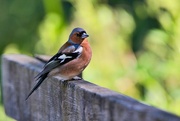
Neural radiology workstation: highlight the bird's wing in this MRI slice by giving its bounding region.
[35,45,83,80]
[61,45,77,53]
[26,46,83,100]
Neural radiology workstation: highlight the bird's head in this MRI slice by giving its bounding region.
[68,27,89,44]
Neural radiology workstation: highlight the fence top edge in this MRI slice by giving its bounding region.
[2,54,180,119]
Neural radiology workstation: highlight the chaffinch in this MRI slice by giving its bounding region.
[26,27,92,100]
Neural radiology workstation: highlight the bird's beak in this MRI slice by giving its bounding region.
[81,33,89,39]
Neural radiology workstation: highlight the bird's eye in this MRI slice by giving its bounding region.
[76,33,81,37]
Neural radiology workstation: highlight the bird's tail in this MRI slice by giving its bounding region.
[25,73,48,100]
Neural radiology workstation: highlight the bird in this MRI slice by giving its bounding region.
[26,27,92,100]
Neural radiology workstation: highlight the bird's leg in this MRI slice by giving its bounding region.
[62,79,69,86]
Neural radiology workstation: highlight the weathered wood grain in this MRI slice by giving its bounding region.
[2,54,180,121]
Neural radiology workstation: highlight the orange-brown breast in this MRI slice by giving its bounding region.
[50,39,92,80]
[80,39,92,68]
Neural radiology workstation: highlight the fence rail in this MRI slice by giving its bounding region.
[2,54,180,121]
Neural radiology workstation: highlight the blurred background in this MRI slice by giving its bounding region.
[0,0,180,120]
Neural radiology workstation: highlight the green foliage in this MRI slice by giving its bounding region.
[0,0,44,54]
[0,0,180,117]
[0,105,15,121]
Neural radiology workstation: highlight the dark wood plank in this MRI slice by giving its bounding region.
[2,54,180,121]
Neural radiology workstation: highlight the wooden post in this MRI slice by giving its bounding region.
[2,54,180,121]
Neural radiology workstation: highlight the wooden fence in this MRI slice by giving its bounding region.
[1,54,180,121]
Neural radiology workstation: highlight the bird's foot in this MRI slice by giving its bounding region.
[72,76,82,80]
[62,80,69,86]
[62,76,82,86]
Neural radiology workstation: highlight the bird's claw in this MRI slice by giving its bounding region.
[62,80,69,86]
[72,76,82,80]
[62,76,82,86]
